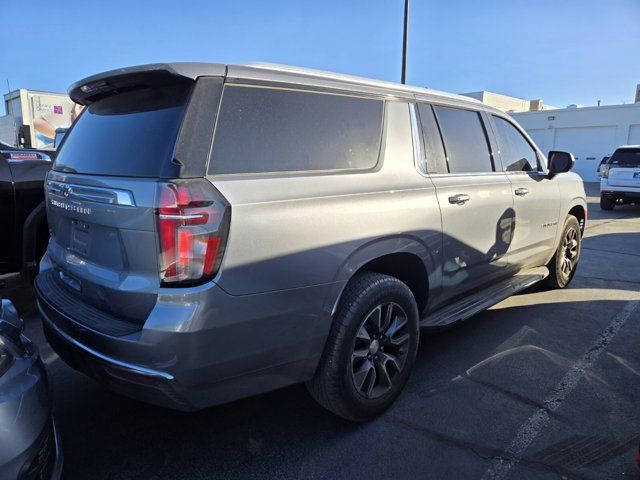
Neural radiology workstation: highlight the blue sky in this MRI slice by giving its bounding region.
[1,0,639,112]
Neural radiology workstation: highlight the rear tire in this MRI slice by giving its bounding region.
[600,194,615,210]
[542,215,581,289]
[306,272,419,422]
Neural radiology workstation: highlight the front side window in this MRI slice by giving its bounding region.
[434,106,493,174]
[209,86,384,175]
[492,116,539,172]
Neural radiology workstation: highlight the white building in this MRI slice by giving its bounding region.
[1,89,77,149]
[512,103,640,182]
[461,91,558,113]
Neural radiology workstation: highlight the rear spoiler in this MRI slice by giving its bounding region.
[69,62,227,105]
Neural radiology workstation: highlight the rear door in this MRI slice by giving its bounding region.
[422,104,513,300]
[607,148,640,189]
[44,81,215,324]
[488,114,561,269]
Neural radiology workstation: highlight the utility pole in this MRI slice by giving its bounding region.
[401,0,410,84]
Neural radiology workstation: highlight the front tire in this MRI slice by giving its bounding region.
[600,194,615,210]
[307,272,419,422]
[543,215,581,289]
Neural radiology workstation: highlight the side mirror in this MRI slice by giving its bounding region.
[547,151,575,177]
[54,127,68,150]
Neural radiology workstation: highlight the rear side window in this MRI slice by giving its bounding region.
[492,116,539,172]
[609,148,640,167]
[417,103,447,174]
[434,106,493,174]
[209,86,383,175]
[54,84,190,177]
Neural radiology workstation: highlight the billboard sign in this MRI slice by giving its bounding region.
[28,92,83,149]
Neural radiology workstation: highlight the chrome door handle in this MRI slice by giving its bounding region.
[448,194,470,205]
[514,188,530,197]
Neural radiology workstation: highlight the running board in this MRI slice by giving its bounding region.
[420,266,549,329]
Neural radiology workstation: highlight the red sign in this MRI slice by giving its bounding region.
[9,153,39,160]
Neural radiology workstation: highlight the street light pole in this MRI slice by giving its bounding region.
[401,0,409,84]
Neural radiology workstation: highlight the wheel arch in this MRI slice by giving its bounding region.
[567,203,586,234]
[355,253,429,314]
[326,235,437,318]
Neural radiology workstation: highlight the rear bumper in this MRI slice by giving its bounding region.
[600,179,640,201]
[40,309,185,410]
[600,189,640,203]
[35,267,337,411]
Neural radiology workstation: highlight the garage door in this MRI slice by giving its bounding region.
[554,126,617,181]
[628,125,640,144]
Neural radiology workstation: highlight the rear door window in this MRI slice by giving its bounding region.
[54,84,191,177]
[492,115,539,172]
[208,86,383,175]
[434,106,493,174]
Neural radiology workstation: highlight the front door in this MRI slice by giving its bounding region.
[489,114,561,269]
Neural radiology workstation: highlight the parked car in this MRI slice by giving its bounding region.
[600,145,640,210]
[596,155,611,178]
[0,142,53,280]
[35,63,587,421]
[0,291,62,479]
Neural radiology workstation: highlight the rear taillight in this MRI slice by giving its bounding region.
[602,165,610,178]
[156,179,230,286]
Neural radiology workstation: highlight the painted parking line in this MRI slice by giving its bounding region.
[480,300,640,480]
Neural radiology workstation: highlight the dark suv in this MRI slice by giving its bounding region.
[35,63,586,421]
[0,142,53,279]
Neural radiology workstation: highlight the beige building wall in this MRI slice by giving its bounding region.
[461,91,558,112]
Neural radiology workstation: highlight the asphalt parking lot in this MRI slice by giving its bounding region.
[3,182,640,480]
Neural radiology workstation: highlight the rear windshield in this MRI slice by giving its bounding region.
[609,148,640,168]
[54,84,190,177]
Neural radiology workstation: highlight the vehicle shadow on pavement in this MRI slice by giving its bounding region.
[32,291,640,479]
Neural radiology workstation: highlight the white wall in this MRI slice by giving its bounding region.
[462,91,559,112]
[0,115,17,146]
[512,103,640,182]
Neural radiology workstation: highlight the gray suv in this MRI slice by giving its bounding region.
[35,63,587,421]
